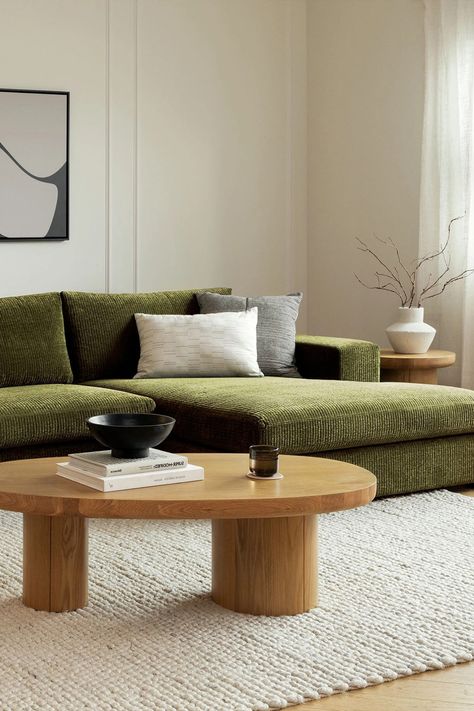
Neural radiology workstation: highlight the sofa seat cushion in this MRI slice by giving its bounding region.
[84,377,474,453]
[0,384,155,449]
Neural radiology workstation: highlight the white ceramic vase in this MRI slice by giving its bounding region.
[385,307,436,354]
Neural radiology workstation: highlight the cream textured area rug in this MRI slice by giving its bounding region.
[0,490,473,711]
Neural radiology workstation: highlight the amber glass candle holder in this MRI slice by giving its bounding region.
[249,445,279,477]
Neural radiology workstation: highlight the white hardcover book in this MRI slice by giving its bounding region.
[57,462,204,492]
[68,448,188,477]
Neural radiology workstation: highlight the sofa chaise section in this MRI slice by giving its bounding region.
[84,376,474,496]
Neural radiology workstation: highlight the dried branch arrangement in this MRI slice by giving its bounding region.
[354,215,474,307]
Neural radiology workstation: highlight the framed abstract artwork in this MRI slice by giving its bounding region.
[0,88,69,241]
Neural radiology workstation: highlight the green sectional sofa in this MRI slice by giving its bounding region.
[1,288,474,497]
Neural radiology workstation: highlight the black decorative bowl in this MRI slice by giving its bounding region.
[86,413,176,459]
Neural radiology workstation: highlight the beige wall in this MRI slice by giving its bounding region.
[0,0,307,312]
[137,0,307,306]
[306,0,425,345]
[0,0,107,294]
[0,0,424,345]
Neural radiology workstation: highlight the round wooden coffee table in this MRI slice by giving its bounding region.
[0,454,376,616]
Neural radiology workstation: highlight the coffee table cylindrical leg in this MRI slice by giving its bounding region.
[212,514,317,616]
[23,514,89,612]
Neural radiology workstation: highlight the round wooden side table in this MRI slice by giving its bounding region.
[380,349,456,385]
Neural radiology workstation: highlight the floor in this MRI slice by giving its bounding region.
[293,487,474,711]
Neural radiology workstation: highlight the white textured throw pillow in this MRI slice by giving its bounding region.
[134,309,263,378]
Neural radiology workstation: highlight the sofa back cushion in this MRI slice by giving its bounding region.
[62,288,232,382]
[0,292,73,387]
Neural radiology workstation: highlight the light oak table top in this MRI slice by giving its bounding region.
[0,453,377,520]
[380,349,456,370]
[380,349,456,384]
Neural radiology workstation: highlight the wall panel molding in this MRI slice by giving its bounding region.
[286,0,308,331]
[133,0,138,293]
[105,0,111,292]
[108,0,137,293]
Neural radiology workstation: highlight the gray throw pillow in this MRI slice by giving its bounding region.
[196,291,302,376]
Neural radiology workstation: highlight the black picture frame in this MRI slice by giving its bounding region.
[0,88,70,243]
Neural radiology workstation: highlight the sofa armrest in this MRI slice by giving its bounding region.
[295,335,380,382]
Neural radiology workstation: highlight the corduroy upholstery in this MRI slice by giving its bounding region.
[1,288,473,499]
[317,435,474,497]
[84,377,474,454]
[156,432,474,498]
[0,384,155,449]
[0,440,107,464]
[0,292,73,387]
[61,288,232,382]
[295,335,380,382]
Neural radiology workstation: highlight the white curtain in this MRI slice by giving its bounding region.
[421,0,474,387]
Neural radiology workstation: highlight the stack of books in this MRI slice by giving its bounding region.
[56,449,204,492]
